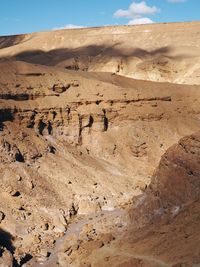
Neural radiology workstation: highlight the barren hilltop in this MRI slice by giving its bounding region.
[0,22,200,266]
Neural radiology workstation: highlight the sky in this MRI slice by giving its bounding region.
[0,0,199,36]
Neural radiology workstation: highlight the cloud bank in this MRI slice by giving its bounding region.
[53,24,85,30]
[128,17,154,25]
[114,1,160,25]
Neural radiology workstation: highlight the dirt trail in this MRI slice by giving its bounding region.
[31,209,125,266]
[33,209,171,267]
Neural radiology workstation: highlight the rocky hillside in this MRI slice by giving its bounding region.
[0,22,200,85]
[0,22,200,266]
[49,132,200,267]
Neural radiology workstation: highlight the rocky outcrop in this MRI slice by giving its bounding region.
[0,248,13,267]
[151,133,200,207]
[53,132,200,267]
[129,132,200,229]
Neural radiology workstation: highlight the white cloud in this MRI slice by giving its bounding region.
[114,1,160,18]
[128,17,154,25]
[53,24,85,30]
[114,9,131,18]
[114,1,159,26]
[168,0,186,2]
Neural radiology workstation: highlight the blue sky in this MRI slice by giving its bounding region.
[0,0,199,36]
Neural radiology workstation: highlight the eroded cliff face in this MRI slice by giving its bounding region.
[0,22,200,266]
[52,133,200,267]
[0,60,200,265]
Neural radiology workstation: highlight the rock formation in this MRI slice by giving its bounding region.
[51,133,200,267]
[0,22,200,266]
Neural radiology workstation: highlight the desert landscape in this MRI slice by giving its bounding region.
[0,21,200,266]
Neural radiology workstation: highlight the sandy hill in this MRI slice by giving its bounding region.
[0,21,200,84]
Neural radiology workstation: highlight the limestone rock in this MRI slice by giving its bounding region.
[0,248,13,267]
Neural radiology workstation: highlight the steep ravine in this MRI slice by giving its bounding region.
[44,132,200,267]
[0,22,200,265]
[1,82,200,265]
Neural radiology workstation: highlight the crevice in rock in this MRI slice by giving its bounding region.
[0,109,14,129]
[102,109,108,132]
[15,150,25,163]
[12,191,21,197]
[27,112,36,128]
[52,111,57,120]
[48,145,56,154]
[85,115,94,128]
[78,114,83,145]
[69,203,78,218]
[67,108,71,125]
[47,121,53,135]
[96,100,102,105]
[38,120,46,135]
[19,253,33,266]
